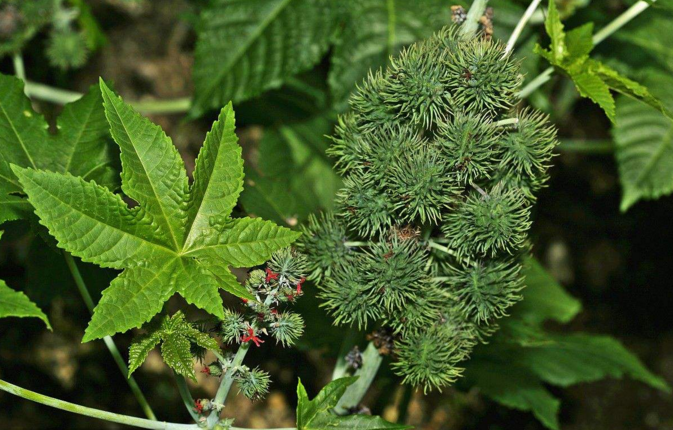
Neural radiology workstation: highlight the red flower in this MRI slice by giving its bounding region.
[242,327,265,347]
[296,277,305,295]
[194,400,204,414]
[241,298,249,304]
[265,268,279,283]
[201,367,211,375]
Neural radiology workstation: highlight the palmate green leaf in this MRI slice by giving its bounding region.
[571,71,616,122]
[128,312,220,380]
[192,0,338,117]
[0,74,117,225]
[613,71,673,211]
[328,0,454,110]
[14,80,299,341]
[296,378,410,430]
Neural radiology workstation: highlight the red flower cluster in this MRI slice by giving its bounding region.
[265,268,279,283]
[242,327,264,347]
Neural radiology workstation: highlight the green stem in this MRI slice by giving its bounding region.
[427,240,475,267]
[505,0,542,54]
[0,379,294,430]
[13,53,26,82]
[63,252,157,421]
[206,342,251,429]
[460,0,489,40]
[0,379,194,430]
[344,241,371,247]
[23,80,191,114]
[175,376,199,422]
[517,0,655,99]
[558,139,614,153]
[494,117,519,127]
[334,342,384,415]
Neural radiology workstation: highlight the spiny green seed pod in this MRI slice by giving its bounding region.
[383,41,453,128]
[297,213,351,282]
[268,311,304,347]
[498,108,557,191]
[392,325,470,394]
[319,262,380,329]
[218,309,246,344]
[361,237,430,312]
[437,111,501,184]
[442,30,521,114]
[442,183,531,258]
[443,258,524,324]
[236,367,270,401]
[336,174,394,238]
[46,29,89,70]
[267,248,308,285]
[385,146,454,224]
[384,283,444,336]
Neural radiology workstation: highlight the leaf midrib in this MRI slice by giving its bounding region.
[107,98,182,250]
[61,98,97,175]
[0,94,38,170]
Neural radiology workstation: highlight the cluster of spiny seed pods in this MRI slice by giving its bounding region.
[300,27,558,391]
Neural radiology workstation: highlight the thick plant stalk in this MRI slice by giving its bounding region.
[518,0,656,98]
[63,252,157,421]
[334,342,384,414]
[206,342,251,429]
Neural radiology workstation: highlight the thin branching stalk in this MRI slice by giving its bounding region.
[505,0,542,54]
[63,252,157,421]
[518,0,656,98]
[13,53,25,82]
[174,376,200,422]
[23,80,191,114]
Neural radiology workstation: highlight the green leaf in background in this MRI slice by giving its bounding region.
[128,311,219,380]
[0,231,51,330]
[513,257,581,324]
[296,377,410,430]
[192,0,338,117]
[328,0,455,111]
[0,74,118,226]
[241,116,342,225]
[0,0,54,57]
[535,0,671,123]
[464,257,669,430]
[13,80,299,342]
[613,71,673,211]
[0,280,52,330]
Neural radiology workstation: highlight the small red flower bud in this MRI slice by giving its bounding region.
[265,268,279,283]
[241,327,265,347]
[296,277,305,295]
[201,367,211,375]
